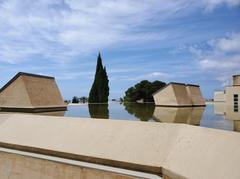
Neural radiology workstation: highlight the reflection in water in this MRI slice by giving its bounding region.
[153,107,205,125]
[123,103,155,121]
[35,111,66,116]
[88,104,109,119]
[2,103,237,132]
[213,103,240,132]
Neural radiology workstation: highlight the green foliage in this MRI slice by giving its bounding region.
[79,96,88,103]
[72,96,79,103]
[88,104,109,119]
[89,53,109,103]
[123,103,155,121]
[124,80,166,102]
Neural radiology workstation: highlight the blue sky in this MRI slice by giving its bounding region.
[0,0,239,100]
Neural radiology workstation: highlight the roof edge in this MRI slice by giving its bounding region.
[0,72,54,93]
[152,83,172,96]
[186,84,200,87]
[169,82,186,86]
[233,74,240,77]
[153,82,200,96]
[18,72,54,79]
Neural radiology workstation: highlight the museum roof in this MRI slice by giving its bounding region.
[152,82,200,96]
[0,72,54,93]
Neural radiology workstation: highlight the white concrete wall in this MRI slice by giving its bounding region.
[225,86,240,106]
[153,85,178,106]
[0,114,240,179]
[214,91,225,102]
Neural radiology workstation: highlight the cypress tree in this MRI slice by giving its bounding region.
[89,53,109,103]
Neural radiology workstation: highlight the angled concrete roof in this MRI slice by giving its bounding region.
[153,82,200,96]
[0,72,66,112]
[0,72,54,93]
[153,82,205,107]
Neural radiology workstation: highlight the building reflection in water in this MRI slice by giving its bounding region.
[88,104,109,119]
[213,103,240,132]
[153,107,205,126]
[35,111,66,116]
[123,103,205,125]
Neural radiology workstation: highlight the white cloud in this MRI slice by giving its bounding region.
[0,0,239,64]
[201,0,240,11]
[191,32,240,85]
[199,55,240,70]
[213,33,240,52]
[120,71,172,81]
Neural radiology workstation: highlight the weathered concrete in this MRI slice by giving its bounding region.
[233,75,240,86]
[0,150,137,179]
[0,72,67,112]
[153,83,205,107]
[186,85,205,106]
[153,83,192,107]
[0,114,240,179]
[214,91,225,102]
[225,86,240,106]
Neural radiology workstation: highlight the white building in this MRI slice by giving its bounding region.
[214,75,240,112]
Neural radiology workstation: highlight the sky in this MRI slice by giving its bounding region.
[0,0,239,100]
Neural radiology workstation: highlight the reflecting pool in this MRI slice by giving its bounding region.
[57,102,240,132]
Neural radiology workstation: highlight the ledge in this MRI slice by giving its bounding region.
[0,106,67,112]
[0,114,239,179]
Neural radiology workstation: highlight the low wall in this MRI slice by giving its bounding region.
[0,114,240,179]
[0,150,137,179]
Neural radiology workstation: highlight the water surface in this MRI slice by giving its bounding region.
[61,102,239,132]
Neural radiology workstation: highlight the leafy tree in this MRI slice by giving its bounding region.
[124,80,166,102]
[72,96,79,103]
[79,96,88,103]
[89,53,109,103]
[88,104,109,119]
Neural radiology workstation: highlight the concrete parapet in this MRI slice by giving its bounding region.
[0,150,138,179]
[0,114,240,179]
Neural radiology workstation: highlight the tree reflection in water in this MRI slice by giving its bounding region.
[123,103,155,121]
[88,104,109,119]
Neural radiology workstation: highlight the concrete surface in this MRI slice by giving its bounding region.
[0,147,161,179]
[186,85,205,106]
[0,114,240,179]
[214,91,225,102]
[0,150,136,179]
[153,83,205,107]
[0,72,66,112]
[233,75,240,86]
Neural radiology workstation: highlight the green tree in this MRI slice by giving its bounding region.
[72,96,79,103]
[89,53,109,103]
[124,80,166,102]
